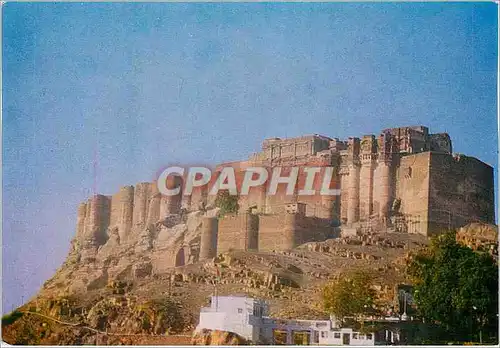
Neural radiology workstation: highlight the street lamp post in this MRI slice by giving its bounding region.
[400,291,408,321]
[472,306,483,344]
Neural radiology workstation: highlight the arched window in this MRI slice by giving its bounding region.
[175,248,185,267]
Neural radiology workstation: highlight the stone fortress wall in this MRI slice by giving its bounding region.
[242,125,494,235]
[74,125,495,261]
[210,204,338,257]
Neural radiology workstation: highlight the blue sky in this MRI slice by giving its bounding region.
[2,2,497,311]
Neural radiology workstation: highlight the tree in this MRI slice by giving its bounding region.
[214,190,239,217]
[407,231,498,343]
[322,270,376,325]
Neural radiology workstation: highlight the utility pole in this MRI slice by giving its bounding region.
[93,146,98,196]
[473,306,483,344]
[214,283,218,312]
[214,267,220,312]
[168,273,172,297]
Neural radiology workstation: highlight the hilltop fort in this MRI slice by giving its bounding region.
[5,125,496,345]
[74,125,494,270]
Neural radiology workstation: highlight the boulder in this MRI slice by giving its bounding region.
[132,262,153,279]
[192,329,249,345]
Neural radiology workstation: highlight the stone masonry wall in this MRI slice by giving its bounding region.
[73,125,495,258]
[394,152,431,235]
[257,212,337,252]
[427,152,495,235]
[217,213,258,254]
[82,194,110,246]
[200,217,218,260]
[258,213,297,251]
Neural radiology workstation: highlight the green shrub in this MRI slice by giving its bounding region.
[215,190,239,217]
[1,310,23,326]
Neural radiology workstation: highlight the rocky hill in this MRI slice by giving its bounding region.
[2,200,436,345]
[4,125,494,344]
[4,183,498,346]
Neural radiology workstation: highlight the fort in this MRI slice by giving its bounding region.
[74,125,495,264]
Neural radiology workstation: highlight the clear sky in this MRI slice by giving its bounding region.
[2,2,497,311]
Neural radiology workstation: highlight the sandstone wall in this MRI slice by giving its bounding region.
[427,153,495,235]
[346,163,360,224]
[132,182,150,228]
[83,194,110,245]
[258,213,297,251]
[217,212,258,253]
[394,152,431,235]
[297,215,338,244]
[373,159,394,221]
[359,160,375,221]
[118,186,134,241]
[339,169,349,223]
[76,181,173,249]
[72,125,494,258]
[146,182,161,226]
[320,194,337,221]
[225,162,339,219]
[193,186,209,210]
[238,183,267,213]
[76,202,87,239]
[258,212,336,252]
[359,135,377,221]
[200,217,218,260]
[109,191,121,230]
[159,175,183,217]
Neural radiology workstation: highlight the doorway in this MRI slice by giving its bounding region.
[342,333,350,345]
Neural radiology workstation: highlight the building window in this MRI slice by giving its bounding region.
[321,331,327,338]
[367,334,373,340]
[352,333,358,339]
[237,308,243,314]
[334,332,341,339]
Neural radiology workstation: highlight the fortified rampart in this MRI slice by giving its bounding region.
[242,125,494,236]
[200,217,218,259]
[217,212,259,253]
[258,206,337,252]
[78,194,111,247]
[427,152,495,235]
[75,181,183,246]
[73,125,495,255]
[208,203,338,256]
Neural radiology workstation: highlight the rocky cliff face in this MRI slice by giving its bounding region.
[3,215,431,344]
[2,201,216,345]
[456,222,498,257]
[5,179,496,346]
[42,203,219,297]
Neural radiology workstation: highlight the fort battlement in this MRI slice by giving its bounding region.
[75,181,183,246]
[73,125,495,252]
[217,212,259,253]
[206,203,338,256]
[78,194,111,246]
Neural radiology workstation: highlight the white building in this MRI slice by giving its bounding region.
[196,295,398,345]
[197,296,268,342]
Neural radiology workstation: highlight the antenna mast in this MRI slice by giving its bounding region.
[93,144,98,196]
